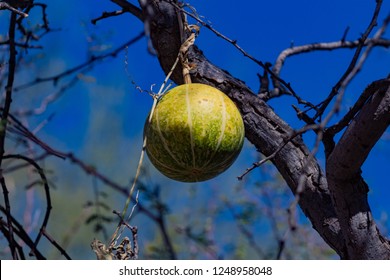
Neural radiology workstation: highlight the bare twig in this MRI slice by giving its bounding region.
[166,0,315,106]
[225,200,265,258]
[313,0,385,120]
[259,188,287,259]
[265,4,389,248]
[15,3,52,43]
[112,210,139,259]
[1,12,16,160]
[65,153,158,222]
[0,11,18,259]
[0,40,43,49]
[3,154,52,256]
[92,10,127,25]
[14,32,145,91]
[170,1,266,67]
[336,13,390,101]
[5,112,67,159]
[273,38,390,78]
[33,3,50,30]
[110,0,143,21]
[325,78,390,137]
[281,9,389,252]
[318,13,390,155]
[238,124,318,180]
[0,219,26,259]
[175,225,220,259]
[0,205,46,259]
[146,184,177,259]
[0,2,29,17]
[12,75,79,117]
[41,228,72,260]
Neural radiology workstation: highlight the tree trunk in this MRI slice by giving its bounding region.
[326,79,390,258]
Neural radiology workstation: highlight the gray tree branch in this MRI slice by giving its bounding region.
[326,79,390,259]
[273,38,390,78]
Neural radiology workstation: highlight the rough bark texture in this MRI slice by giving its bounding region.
[115,0,390,259]
[326,79,390,259]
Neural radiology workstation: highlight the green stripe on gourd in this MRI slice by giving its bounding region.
[144,83,245,182]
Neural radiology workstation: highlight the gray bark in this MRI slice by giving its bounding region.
[326,79,390,259]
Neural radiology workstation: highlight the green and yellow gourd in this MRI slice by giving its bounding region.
[144,83,245,182]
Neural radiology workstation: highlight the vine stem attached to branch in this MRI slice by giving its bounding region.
[107,28,196,248]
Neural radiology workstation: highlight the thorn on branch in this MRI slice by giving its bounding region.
[341,26,350,42]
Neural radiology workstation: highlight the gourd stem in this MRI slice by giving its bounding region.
[183,66,192,84]
[179,25,199,85]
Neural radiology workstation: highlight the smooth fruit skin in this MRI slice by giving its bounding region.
[144,83,245,182]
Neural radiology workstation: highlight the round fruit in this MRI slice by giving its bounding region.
[144,83,245,182]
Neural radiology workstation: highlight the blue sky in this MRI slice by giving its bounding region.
[1,0,389,258]
[56,0,389,212]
